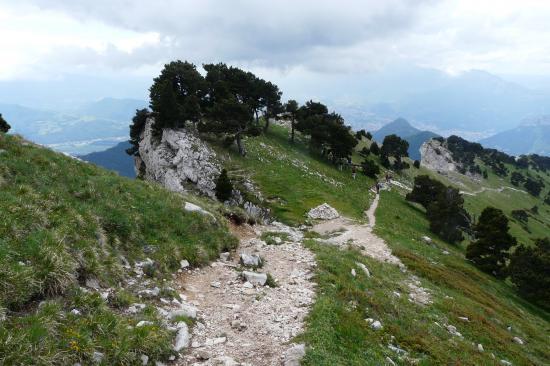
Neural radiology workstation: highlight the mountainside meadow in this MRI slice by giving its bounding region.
[0,134,237,365]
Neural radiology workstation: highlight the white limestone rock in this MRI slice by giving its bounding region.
[173,322,190,351]
[283,343,306,366]
[307,203,340,220]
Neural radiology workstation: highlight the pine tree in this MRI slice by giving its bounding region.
[369,142,380,155]
[466,207,517,278]
[215,169,233,202]
[508,238,550,308]
[362,159,380,178]
[0,113,10,133]
[126,109,149,156]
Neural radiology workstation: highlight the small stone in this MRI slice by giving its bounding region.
[173,323,190,351]
[136,321,154,327]
[219,252,230,261]
[385,357,397,366]
[195,349,211,360]
[458,317,469,322]
[512,336,524,345]
[240,253,262,267]
[273,236,282,244]
[371,320,383,330]
[242,281,253,289]
[355,262,371,277]
[477,344,484,352]
[70,309,81,315]
[210,281,221,288]
[421,236,432,244]
[283,344,306,366]
[242,271,267,286]
[212,356,238,366]
[86,278,100,290]
[92,352,104,363]
[180,259,190,269]
[351,268,356,277]
[140,354,149,365]
[169,303,198,319]
[500,360,512,366]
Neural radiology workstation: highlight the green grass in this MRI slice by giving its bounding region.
[212,124,376,224]
[207,124,550,365]
[0,135,237,365]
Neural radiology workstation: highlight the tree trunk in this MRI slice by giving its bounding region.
[236,133,246,156]
[263,115,270,133]
[255,110,259,125]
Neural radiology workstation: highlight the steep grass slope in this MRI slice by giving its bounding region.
[0,135,237,365]
[219,124,550,365]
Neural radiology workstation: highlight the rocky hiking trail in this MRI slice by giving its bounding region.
[311,192,432,306]
[175,221,316,366]
[172,189,433,365]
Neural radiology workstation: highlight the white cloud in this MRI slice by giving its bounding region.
[1,0,550,83]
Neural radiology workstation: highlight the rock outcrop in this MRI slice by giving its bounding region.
[135,118,220,198]
[307,203,340,220]
[420,139,458,174]
[135,118,270,222]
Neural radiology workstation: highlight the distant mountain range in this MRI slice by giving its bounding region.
[0,98,147,155]
[79,141,136,178]
[480,116,550,156]
[372,118,440,160]
[335,67,550,138]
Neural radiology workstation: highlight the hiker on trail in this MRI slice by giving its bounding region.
[352,165,357,179]
[375,182,380,194]
[385,172,389,182]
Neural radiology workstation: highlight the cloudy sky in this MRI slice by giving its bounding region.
[2,0,550,104]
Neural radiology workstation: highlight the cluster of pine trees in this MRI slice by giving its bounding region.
[127,60,359,159]
[407,174,549,309]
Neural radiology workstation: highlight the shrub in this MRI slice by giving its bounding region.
[510,171,525,186]
[0,113,10,133]
[215,169,233,202]
[523,177,544,197]
[369,142,380,156]
[361,159,380,178]
[511,209,529,223]
[413,160,420,169]
[508,238,550,308]
[466,207,517,278]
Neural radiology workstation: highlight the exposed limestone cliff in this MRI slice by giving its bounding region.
[420,139,458,173]
[135,118,220,198]
[134,118,270,221]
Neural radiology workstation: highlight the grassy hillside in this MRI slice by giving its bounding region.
[0,134,237,365]
[215,124,550,365]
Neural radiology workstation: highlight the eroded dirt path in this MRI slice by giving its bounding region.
[176,222,316,366]
[311,193,432,306]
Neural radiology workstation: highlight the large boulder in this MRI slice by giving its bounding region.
[135,118,221,198]
[307,203,339,220]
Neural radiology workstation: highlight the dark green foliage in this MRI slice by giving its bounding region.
[126,108,150,156]
[295,101,357,160]
[149,61,206,134]
[381,134,409,159]
[407,175,446,208]
[369,141,380,155]
[510,172,525,186]
[426,187,470,243]
[466,207,517,278]
[530,205,538,215]
[0,113,10,133]
[523,177,544,197]
[545,193,550,205]
[508,238,550,308]
[359,146,370,157]
[260,81,283,133]
[482,170,488,179]
[361,159,380,178]
[355,129,368,140]
[413,160,420,169]
[380,154,390,168]
[366,131,372,140]
[285,99,299,142]
[215,169,233,202]
[407,175,469,243]
[511,209,529,223]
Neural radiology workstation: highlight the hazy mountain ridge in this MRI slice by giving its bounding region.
[1,98,147,154]
[373,118,440,160]
[79,141,136,178]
